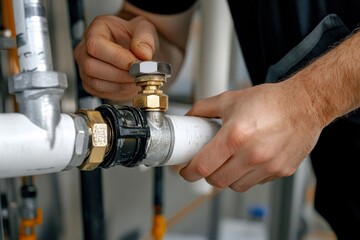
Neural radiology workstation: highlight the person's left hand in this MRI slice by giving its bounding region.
[179,82,324,192]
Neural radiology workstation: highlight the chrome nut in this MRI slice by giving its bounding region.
[76,109,108,171]
[129,61,171,78]
[66,115,90,170]
[9,71,68,93]
[133,93,168,111]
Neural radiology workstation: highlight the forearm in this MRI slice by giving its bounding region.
[285,30,360,127]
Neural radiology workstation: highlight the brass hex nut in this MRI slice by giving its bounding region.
[133,93,168,111]
[76,109,108,171]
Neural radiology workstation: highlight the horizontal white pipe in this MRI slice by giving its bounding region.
[165,115,221,166]
[0,112,220,177]
[0,113,75,178]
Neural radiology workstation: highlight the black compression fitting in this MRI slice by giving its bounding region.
[96,104,150,168]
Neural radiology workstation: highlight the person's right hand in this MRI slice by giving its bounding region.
[74,15,159,102]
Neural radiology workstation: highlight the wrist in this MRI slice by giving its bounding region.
[284,32,360,128]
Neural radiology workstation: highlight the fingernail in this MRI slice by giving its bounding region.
[137,43,152,59]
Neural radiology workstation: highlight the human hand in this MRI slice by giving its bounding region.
[180,82,323,192]
[74,15,158,102]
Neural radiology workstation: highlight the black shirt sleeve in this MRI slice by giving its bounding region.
[127,0,197,14]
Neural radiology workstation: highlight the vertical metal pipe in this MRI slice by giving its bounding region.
[12,0,53,72]
[10,0,67,145]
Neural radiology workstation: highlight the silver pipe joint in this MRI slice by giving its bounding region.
[8,71,68,145]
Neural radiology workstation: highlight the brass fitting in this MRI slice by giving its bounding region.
[76,109,108,170]
[132,75,168,111]
[130,61,171,112]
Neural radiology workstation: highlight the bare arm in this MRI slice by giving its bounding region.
[291,31,360,126]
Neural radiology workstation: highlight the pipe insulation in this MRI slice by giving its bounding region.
[0,113,75,178]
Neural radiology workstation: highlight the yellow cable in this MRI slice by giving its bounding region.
[19,208,43,240]
[141,188,221,240]
[1,0,19,75]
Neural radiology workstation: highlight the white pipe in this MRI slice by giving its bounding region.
[192,0,232,194]
[0,113,75,178]
[164,115,220,166]
[196,0,233,99]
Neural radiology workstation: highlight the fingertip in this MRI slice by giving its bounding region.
[130,18,158,60]
[184,108,194,116]
[179,163,205,183]
[178,166,186,178]
[186,97,221,118]
[134,42,153,60]
[179,166,194,182]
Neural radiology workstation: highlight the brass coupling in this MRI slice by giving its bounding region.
[130,61,171,112]
[75,109,109,170]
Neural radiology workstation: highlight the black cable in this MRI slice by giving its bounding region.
[80,169,105,240]
[151,166,166,240]
[154,167,164,215]
[66,0,90,99]
[66,1,106,239]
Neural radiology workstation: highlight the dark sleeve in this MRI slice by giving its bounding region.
[127,0,197,14]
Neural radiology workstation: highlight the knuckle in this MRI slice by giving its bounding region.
[82,84,98,98]
[230,183,249,193]
[89,78,104,92]
[226,126,247,152]
[113,48,125,67]
[206,176,228,189]
[247,150,269,166]
[283,166,296,177]
[83,58,94,76]
[193,162,212,178]
[86,35,98,57]
[264,163,295,178]
[264,163,282,176]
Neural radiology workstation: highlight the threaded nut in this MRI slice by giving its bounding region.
[76,109,108,170]
[133,93,168,111]
[65,115,90,170]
